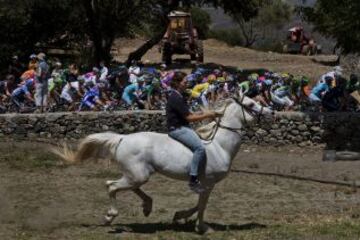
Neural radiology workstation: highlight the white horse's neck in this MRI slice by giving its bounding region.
[213,102,244,167]
[215,128,242,159]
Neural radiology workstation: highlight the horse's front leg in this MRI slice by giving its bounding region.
[195,187,214,234]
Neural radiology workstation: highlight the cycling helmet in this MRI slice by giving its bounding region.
[207,74,217,83]
[248,73,259,82]
[25,78,34,88]
[258,76,266,82]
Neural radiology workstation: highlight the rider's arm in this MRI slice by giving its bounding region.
[185,111,217,122]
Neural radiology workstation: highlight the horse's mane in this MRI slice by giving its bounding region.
[213,98,233,115]
[195,98,233,140]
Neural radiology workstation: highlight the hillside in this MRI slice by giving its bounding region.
[113,38,336,81]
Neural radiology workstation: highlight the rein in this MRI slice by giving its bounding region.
[205,96,264,141]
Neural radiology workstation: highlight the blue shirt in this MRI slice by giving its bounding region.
[311,82,329,98]
[123,83,143,95]
[12,85,30,97]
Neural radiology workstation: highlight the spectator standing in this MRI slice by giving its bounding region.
[34,53,50,112]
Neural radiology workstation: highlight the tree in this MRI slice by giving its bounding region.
[231,0,292,47]
[81,0,155,64]
[300,0,360,54]
[0,0,84,70]
[0,0,262,70]
[190,7,211,39]
[125,0,261,64]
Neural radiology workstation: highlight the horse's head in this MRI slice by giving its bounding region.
[219,90,274,128]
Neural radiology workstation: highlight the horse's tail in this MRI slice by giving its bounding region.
[52,132,123,164]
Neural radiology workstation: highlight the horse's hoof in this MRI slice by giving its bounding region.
[104,215,114,226]
[172,212,182,224]
[195,222,214,235]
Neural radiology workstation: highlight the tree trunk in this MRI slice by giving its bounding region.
[125,28,167,66]
[125,1,174,66]
[82,0,113,65]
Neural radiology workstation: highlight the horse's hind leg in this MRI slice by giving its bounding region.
[173,206,198,223]
[104,177,133,225]
[133,188,153,217]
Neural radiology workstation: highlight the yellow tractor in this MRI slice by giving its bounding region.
[160,11,203,65]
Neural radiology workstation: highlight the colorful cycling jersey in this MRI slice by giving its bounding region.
[217,77,226,82]
[80,86,100,109]
[124,82,143,95]
[142,67,158,76]
[161,71,174,88]
[49,69,66,91]
[21,70,35,81]
[12,80,33,97]
[82,72,97,85]
[311,82,329,98]
[143,78,161,96]
[191,82,209,98]
[248,73,259,82]
[274,85,291,98]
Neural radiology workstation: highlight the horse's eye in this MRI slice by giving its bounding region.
[247,102,254,108]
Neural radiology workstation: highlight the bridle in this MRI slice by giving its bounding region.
[211,95,265,138]
[232,94,265,126]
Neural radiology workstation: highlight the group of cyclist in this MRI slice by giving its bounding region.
[1,53,359,113]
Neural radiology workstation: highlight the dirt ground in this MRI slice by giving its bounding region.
[2,141,360,240]
[0,39,352,240]
[113,38,337,81]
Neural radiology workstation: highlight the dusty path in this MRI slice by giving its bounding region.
[113,38,335,81]
[1,142,360,239]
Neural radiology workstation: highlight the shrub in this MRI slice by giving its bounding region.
[208,28,244,46]
[190,7,211,40]
[255,39,284,53]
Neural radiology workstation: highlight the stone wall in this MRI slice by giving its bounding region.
[0,111,359,149]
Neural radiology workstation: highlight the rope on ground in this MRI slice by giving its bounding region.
[231,168,360,188]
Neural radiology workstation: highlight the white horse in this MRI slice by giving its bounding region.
[54,91,273,233]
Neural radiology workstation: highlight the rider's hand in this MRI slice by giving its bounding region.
[214,112,223,117]
[207,111,218,119]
